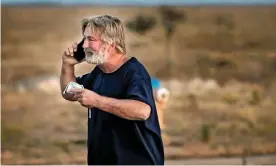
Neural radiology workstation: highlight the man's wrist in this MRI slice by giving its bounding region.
[62,62,75,72]
[62,62,75,68]
[94,94,103,108]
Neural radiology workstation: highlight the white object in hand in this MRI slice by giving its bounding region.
[63,82,84,95]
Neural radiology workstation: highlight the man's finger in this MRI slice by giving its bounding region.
[73,42,78,52]
[74,93,82,99]
[68,47,74,56]
[69,88,85,93]
[72,94,78,100]
[77,97,82,103]
[63,51,71,58]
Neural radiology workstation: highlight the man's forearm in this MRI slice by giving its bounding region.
[60,63,77,100]
[95,95,151,121]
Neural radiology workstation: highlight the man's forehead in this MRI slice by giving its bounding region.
[83,27,100,39]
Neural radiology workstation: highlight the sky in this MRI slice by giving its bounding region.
[2,0,276,6]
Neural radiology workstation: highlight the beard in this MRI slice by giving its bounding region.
[84,45,106,65]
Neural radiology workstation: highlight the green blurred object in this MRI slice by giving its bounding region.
[200,123,211,143]
[126,15,156,34]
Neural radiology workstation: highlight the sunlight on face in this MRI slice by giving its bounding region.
[83,27,108,65]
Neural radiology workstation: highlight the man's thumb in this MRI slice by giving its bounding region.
[69,88,84,93]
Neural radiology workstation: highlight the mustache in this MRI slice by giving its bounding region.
[84,48,94,54]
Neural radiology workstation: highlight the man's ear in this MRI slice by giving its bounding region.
[109,43,116,52]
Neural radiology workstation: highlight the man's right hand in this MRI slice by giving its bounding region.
[62,42,85,66]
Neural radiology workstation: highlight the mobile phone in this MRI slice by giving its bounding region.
[73,38,85,62]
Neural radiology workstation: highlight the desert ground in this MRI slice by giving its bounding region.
[2,5,276,164]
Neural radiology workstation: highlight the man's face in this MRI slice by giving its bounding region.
[82,27,110,65]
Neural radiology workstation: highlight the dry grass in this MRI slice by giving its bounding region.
[162,79,276,159]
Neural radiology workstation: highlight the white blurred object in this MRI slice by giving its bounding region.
[37,76,60,93]
[156,87,170,103]
[63,82,84,95]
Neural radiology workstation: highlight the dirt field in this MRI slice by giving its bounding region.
[2,5,276,164]
[165,154,276,165]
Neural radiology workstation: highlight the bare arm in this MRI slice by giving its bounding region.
[60,42,82,101]
[60,63,77,101]
[70,88,151,121]
[96,96,151,121]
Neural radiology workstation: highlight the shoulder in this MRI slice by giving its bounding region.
[76,66,100,85]
[124,57,151,83]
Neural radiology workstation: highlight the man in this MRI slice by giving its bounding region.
[60,15,164,165]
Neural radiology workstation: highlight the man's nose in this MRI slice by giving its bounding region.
[82,39,88,49]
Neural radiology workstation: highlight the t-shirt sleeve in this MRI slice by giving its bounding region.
[125,73,153,107]
[76,73,90,86]
[76,67,100,89]
[125,72,162,136]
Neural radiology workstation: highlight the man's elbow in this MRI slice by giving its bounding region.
[140,104,151,120]
[62,92,76,102]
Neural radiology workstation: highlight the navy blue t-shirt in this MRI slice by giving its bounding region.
[76,57,164,165]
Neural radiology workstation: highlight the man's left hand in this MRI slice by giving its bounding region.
[69,88,100,108]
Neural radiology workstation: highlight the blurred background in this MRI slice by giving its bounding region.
[2,0,276,164]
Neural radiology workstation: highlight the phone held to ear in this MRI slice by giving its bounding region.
[73,38,85,62]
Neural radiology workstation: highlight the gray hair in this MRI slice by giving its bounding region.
[81,15,126,54]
